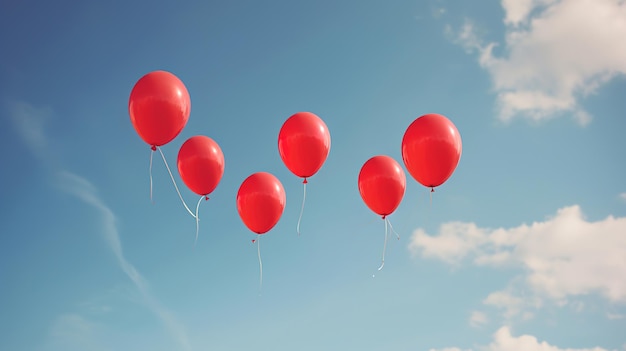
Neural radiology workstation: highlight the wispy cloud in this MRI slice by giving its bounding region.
[42,314,107,351]
[409,205,626,319]
[433,7,446,18]
[619,193,626,202]
[7,100,54,161]
[447,0,626,125]
[57,171,191,350]
[431,3,446,19]
[9,100,191,351]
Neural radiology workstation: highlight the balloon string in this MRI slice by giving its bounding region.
[157,147,197,219]
[377,217,389,272]
[427,188,433,232]
[296,179,307,236]
[149,148,155,204]
[430,187,434,208]
[257,235,263,293]
[387,217,400,240]
[194,195,204,248]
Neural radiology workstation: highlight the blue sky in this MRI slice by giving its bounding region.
[1,0,625,350]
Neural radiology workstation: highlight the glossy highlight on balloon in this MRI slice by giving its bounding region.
[401,113,462,188]
[278,112,331,179]
[129,70,191,147]
[237,172,286,235]
[177,135,225,196]
[358,155,406,217]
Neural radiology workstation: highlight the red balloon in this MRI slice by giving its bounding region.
[129,70,191,147]
[401,113,462,188]
[177,135,225,196]
[358,155,406,217]
[278,112,331,179]
[237,172,286,234]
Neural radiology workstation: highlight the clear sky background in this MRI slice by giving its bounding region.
[1,0,625,350]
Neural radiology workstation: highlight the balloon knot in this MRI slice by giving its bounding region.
[205,196,209,201]
[382,215,386,220]
[303,178,308,184]
[251,239,256,243]
[151,145,157,151]
[430,187,435,193]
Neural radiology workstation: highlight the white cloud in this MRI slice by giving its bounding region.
[501,0,558,26]
[487,326,615,351]
[469,310,489,327]
[451,0,626,125]
[619,193,626,202]
[409,205,626,317]
[447,20,484,54]
[483,291,524,318]
[408,221,487,266]
[432,326,617,351]
[483,288,540,321]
